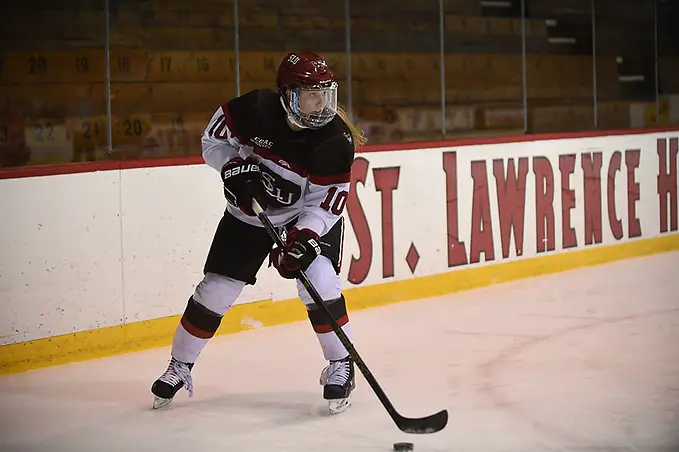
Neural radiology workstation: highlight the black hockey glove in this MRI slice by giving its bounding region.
[220,157,263,216]
[271,228,322,279]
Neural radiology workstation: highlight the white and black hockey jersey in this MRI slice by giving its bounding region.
[201,89,355,238]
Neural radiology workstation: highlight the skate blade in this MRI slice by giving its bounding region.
[328,396,351,414]
[152,396,173,410]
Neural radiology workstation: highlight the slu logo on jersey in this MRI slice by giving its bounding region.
[251,137,273,149]
[259,166,302,207]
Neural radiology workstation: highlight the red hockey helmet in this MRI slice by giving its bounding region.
[277,52,338,129]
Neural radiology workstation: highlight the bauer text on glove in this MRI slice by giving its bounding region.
[220,157,264,216]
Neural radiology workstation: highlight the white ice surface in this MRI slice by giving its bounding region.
[1,252,679,452]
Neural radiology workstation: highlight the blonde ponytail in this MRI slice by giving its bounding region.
[337,104,368,149]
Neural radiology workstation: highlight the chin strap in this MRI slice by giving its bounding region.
[279,96,309,130]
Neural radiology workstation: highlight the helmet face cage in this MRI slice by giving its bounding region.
[284,82,338,129]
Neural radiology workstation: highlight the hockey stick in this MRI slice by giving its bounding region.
[252,199,448,434]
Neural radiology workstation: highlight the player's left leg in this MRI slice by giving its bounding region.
[295,218,356,414]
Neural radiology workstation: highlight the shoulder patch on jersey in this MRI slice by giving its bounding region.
[251,136,273,149]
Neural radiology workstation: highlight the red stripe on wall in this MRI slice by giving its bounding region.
[0,156,204,180]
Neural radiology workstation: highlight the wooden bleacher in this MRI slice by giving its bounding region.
[0,49,627,165]
[1,0,660,166]
[0,50,622,110]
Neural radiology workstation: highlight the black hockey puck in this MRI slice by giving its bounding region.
[393,442,414,452]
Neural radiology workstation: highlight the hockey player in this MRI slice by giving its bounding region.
[150,52,367,414]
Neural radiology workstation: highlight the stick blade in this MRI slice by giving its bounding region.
[395,409,448,434]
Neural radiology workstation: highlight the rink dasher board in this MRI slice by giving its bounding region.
[1,127,678,374]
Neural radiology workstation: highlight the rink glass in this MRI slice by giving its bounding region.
[0,0,676,169]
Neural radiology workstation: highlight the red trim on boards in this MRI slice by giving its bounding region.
[0,156,204,180]
[359,125,679,153]
[1,125,677,180]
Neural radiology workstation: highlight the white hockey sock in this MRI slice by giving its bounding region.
[315,322,353,361]
[306,294,353,361]
[172,321,210,364]
[170,273,245,364]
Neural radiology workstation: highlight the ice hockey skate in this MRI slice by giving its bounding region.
[320,355,355,414]
[151,357,194,409]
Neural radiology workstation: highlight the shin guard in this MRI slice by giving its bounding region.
[180,296,223,339]
[307,294,349,333]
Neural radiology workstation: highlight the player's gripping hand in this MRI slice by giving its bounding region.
[271,228,321,279]
[220,157,263,216]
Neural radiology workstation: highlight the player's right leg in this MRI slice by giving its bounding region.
[151,212,273,409]
[150,273,244,408]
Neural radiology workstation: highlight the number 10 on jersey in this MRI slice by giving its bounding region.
[320,186,348,215]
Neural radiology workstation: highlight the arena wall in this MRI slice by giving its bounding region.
[1,128,678,374]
